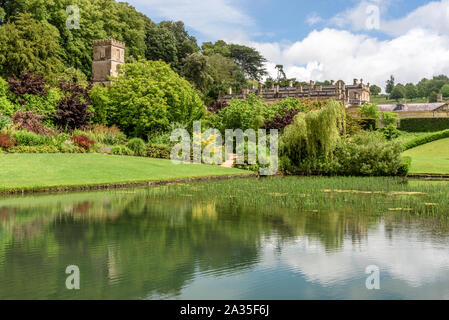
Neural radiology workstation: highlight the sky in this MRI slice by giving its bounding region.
[126,0,449,90]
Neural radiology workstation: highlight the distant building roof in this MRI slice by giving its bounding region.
[378,102,448,112]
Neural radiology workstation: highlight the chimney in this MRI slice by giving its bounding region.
[271,83,275,90]
[437,93,443,103]
[228,87,232,95]
[353,79,359,85]
[310,80,315,88]
[289,80,293,88]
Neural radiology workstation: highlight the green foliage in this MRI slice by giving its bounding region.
[390,84,405,101]
[181,53,213,92]
[146,144,171,159]
[0,113,10,130]
[429,91,438,102]
[380,124,400,140]
[1,0,147,79]
[416,75,449,99]
[8,145,59,154]
[13,130,51,146]
[386,75,395,94]
[110,145,134,156]
[0,77,15,116]
[0,13,62,81]
[381,112,398,127]
[399,118,449,132]
[280,100,346,174]
[59,67,89,88]
[370,85,381,96]
[403,129,449,150]
[358,118,378,131]
[359,103,379,119]
[144,21,178,68]
[401,156,412,173]
[16,87,61,121]
[202,40,231,57]
[104,59,205,138]
[405,83,418,99]
[157,21,200,73]
[88,84,110,124]
[83,124,127,145]
[126,138,146,156]
[332,131,407,176]
[204,54,246,100]
[440,84,449,97]
[214,94,268,131]
[229,44,267,81]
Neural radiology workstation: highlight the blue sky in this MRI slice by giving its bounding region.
[127,0,449,89]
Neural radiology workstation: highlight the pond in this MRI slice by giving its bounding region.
[0,177,448,300]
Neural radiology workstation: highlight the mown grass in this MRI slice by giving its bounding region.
[370,96,428,104]
[396,131,431,146]
[0,153,250,192]
[145,176,449,217]
[403,138,449,174]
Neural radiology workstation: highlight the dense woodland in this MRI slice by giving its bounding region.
[0,0,268,103]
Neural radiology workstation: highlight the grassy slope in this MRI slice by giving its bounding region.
[395,131,430,145]
[403,138,449,174]
[0,153,250,191]
[370,96,428,104]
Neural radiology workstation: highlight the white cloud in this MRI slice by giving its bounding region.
[129,0,449,88]
[382,0,449,36]
[306,13,323,26]
[329,0,449,36]
[128,0,254,40]
[243,27,449,88]
[262,223,449,289]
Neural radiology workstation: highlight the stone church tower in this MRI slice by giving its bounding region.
[92,39,125,85]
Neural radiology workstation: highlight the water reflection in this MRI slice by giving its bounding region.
[0,188,448,300]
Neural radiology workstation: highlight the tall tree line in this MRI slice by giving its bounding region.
[0,0,267,102]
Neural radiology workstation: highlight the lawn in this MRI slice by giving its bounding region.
[370,95,428,104]
[0,153,250,192]
[403,138,449,174]
[395,131,431,145]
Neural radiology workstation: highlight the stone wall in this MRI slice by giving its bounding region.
[218,79,370,107]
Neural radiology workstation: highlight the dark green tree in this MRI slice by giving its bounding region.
[159,21,199,73]
[404,83,417,100]
[144,19,178,67]
[386,75,395,94]
[229,44,267,81]
[275,64,286,81]
[181,53,213,92]
[390,84,405,102]
[440,83,449,98]
[201,40,231,57]
[369,84,381,96]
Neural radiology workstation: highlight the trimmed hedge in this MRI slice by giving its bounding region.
[399,118,449,132]
[403,129,449,150]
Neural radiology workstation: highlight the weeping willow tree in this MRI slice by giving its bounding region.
[280,100,346,173]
